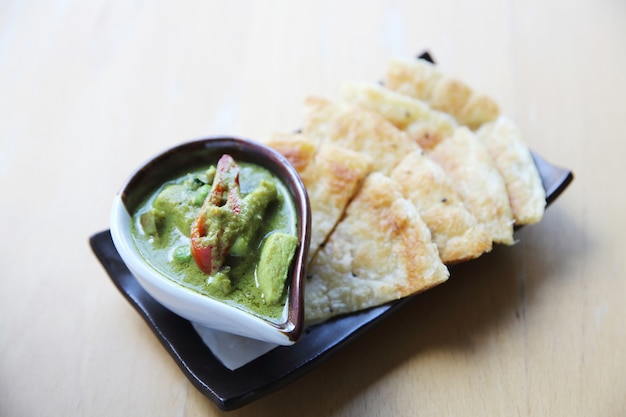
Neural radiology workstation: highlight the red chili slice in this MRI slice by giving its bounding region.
[190,154,242,274]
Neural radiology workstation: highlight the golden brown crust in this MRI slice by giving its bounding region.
[428,127,515,245]
[477,118,546,225]
[458,94,501,130]
[391,151,492,263]
[302,97,419,174]
[431,77,473,118]
[341,81,456,151]
[385,57,443,102]
[266,58,544,322]
[263,133,371,261]
[304,173,449,322]
[386,58,500,130]
[262,132,316,173]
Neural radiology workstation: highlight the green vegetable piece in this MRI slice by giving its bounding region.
[172,245,191,263]
[193,184,211,206]
[152,184,197,236]
[207,268,232,295]
[139,211,158,236]
[139,208,165,237]
[256,232,298,305]
[230,180,277,256]
[204,166,216,185]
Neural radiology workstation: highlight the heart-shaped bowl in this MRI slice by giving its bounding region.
[110,136,311,345]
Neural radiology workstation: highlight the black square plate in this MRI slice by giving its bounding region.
[90,150,573,411]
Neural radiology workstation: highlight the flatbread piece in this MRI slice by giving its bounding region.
[428,127,515,245]
[305,173,449,322]
[263,133,371,261]
[391,150,492,263]
[342,81,456,150]
[302,97,419,175]
[477,117,546,225]
[385,58,500,130]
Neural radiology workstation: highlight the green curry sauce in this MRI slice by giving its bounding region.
[131,160,299,323]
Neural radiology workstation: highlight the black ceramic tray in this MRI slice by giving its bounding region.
[90,150,572,411]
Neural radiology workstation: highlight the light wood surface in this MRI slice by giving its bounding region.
[2,1,625,415]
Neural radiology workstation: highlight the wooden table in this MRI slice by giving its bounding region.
[2,1,624,415]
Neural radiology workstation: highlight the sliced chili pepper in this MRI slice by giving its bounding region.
[190,154,242,274]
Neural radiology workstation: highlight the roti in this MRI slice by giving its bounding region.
[477,118,546,225]
[341,81,456,150]
[391,150,492,263]
[385,58,500,130]
[263,133,371,261]
[302,97,419,174]
[304,173,449,322]
[263,57,546,324]
[428,127,515,245]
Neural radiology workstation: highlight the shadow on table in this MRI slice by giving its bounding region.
[235,204,586,416]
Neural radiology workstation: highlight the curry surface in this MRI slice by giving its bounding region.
[131,162,298,322]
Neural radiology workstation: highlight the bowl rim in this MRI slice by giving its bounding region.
[110,136,311,344]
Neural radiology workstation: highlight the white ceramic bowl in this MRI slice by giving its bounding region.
[110,137,311,345]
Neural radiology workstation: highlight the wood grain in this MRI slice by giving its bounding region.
[1,1,625,415]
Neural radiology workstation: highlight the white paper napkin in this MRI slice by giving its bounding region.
[192,323,279,370]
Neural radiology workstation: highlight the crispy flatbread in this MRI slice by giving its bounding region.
[391,150,492,263]
[385,58,500,130]
[302,97,419,175]
[263,133,371,261]
[304,173,449,322]
[428,127,514,245]
[265,58,545,323]
[342,81,456,150]
[477,118,546,225]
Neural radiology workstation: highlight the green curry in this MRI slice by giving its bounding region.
[131,154,299,322]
